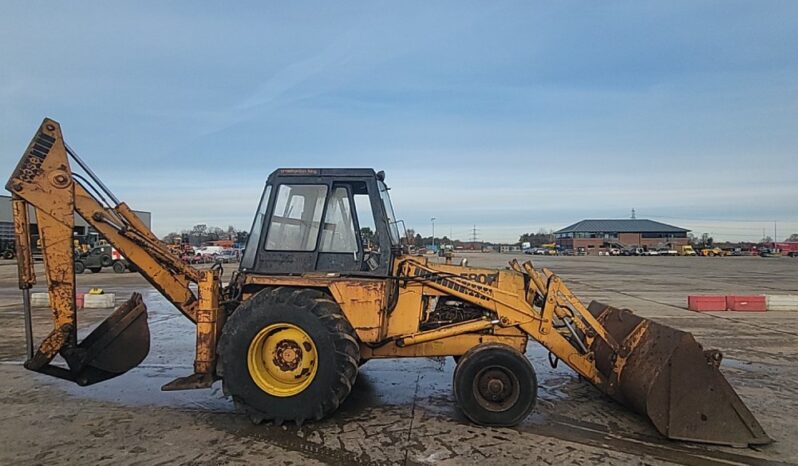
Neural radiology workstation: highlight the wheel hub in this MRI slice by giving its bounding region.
[486,379,505,398]
[248,323,318,397]
[474,366,519,411]
[274,340,302,371]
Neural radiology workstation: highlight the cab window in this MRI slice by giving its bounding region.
[320,187,358,252]
[354,191,378,252]
[265,184,327,251]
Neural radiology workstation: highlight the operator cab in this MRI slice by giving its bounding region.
[240,168,403,276]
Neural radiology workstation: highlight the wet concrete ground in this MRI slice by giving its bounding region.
[0,254,796,465]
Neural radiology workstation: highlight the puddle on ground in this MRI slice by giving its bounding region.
[40,293,782,465]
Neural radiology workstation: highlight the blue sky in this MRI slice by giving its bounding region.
[2,2,797,241]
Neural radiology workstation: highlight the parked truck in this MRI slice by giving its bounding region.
[773,242,798,258]
[679,245,697,256]
[74,244,133,273]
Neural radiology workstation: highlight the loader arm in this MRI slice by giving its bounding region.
[397,256,770,447]
[6,118,223,389]
[397,256,615,387]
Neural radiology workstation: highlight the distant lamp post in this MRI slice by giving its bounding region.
[431,217,437,250]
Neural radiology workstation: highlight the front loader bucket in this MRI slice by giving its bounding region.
[586,301,771,447]
[61,293,150,386]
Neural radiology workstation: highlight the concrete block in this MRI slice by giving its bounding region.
[726,295,766,312]
[766,295,798,311]
[30,292,50,307]
[688,295,727,312]
[83,293,116,309]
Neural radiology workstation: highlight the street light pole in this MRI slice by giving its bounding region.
[431,217,437,251]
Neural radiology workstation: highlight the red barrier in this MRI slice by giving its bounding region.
[727,295,766,312]
[688,295,727,312]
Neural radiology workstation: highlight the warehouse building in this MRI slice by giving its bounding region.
[554,219,689,255]
[0,194,151,245]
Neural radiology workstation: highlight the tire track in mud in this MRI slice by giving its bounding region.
[222,422,396,466]
[517,414,786,466]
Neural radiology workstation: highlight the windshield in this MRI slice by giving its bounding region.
[378,181,401,246]
[241,184,272,269]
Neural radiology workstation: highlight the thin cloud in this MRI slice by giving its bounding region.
[1,2,796,241]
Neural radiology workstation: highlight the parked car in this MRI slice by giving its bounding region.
[758,248,783,258]
[621,247,644,256]
[215,249,241,264]
[196,246,225,256]
[189,253,217,264]
[658,248,678,256]
[522,247,548,255]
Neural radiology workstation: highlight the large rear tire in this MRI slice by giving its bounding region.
[453,343,537,426]
[218,287,359,425]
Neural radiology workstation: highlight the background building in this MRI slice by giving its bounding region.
[555,219,689,254]
[0,194,151,245]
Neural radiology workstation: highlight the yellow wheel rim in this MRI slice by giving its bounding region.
[247,323,318,397]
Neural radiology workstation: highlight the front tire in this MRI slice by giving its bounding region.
[453,344,537,426]
[218,287,359,425]
[112,261,126,273]
[74,262,85,274]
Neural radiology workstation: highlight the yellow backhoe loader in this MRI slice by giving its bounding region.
[6,118,770,447]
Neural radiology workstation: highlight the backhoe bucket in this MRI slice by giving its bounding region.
[61,293,150,386]
[586,301,770,447]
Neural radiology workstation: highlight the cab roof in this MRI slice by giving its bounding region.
[267,168,384,182]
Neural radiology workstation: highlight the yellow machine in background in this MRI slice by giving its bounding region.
[5,118,770,447]
[680,245,697,256]
[700,247,727,257]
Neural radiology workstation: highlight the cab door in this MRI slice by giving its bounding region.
[316,184,360,272]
